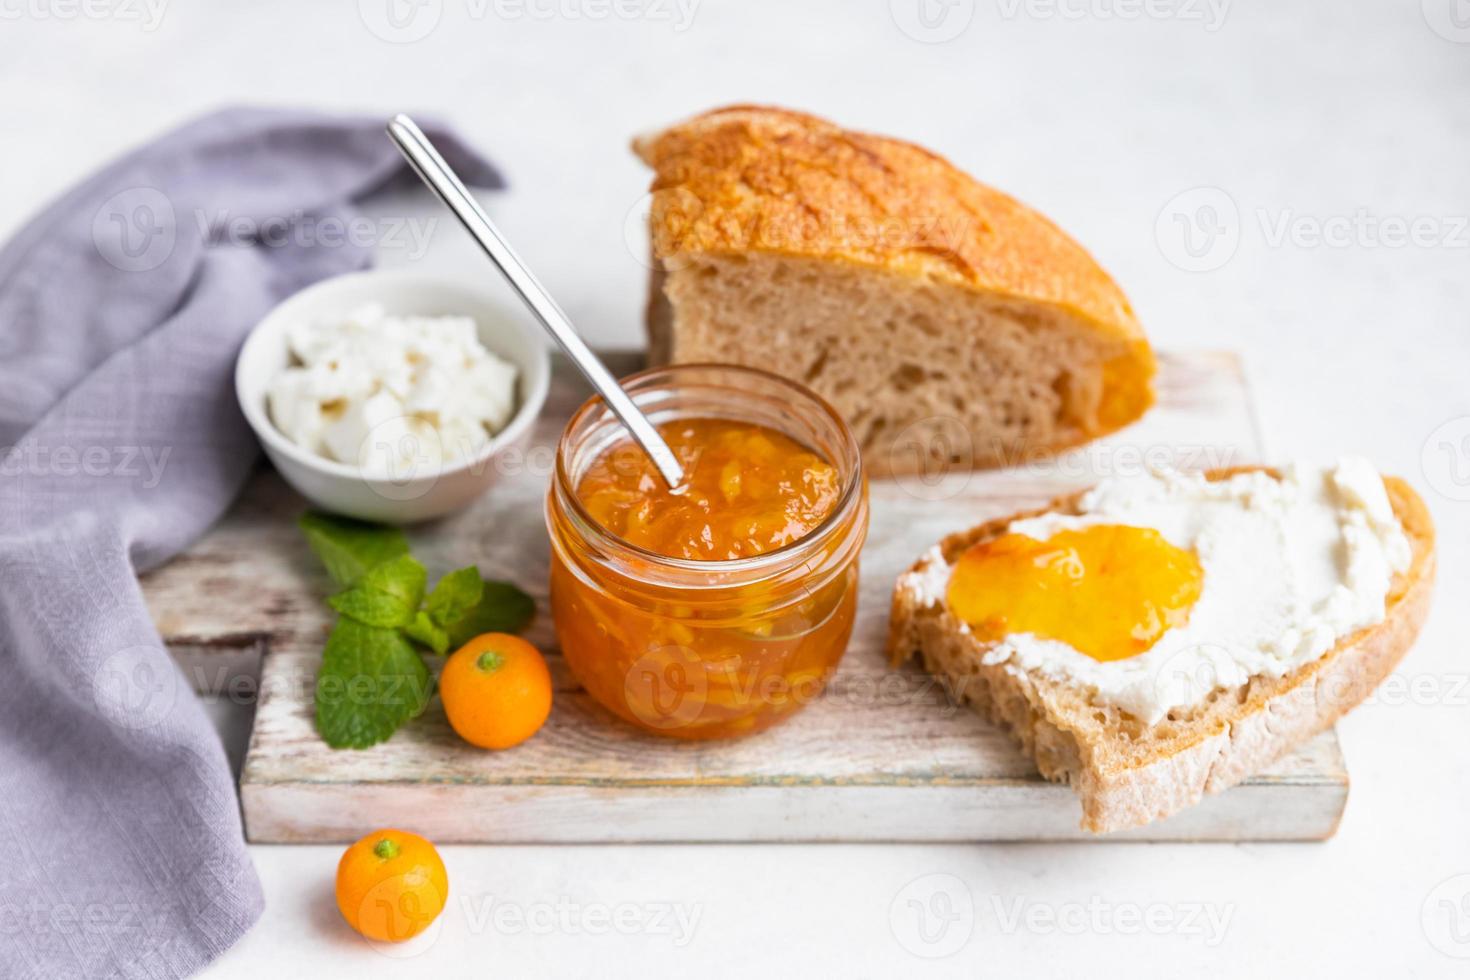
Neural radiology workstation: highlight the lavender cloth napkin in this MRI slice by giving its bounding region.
[0,108,500,979]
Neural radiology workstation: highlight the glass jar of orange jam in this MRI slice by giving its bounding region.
[546,365,868,740]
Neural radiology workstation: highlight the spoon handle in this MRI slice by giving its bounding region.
[387,114,686,489]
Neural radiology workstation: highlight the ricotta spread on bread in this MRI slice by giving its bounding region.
[896,459,1411,723]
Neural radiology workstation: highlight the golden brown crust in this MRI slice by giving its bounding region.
[886,467,1436,833]
[633,106,1150,352]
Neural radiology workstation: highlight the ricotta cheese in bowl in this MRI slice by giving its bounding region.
[897,459,1412,724]
[267,304,519,476]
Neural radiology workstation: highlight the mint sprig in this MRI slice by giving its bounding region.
[299,513,409,588]
[315,618,432,748]
[326,553,427,628]
[298,512,535,749]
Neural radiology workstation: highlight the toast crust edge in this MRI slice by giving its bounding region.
[885,467,1436,833]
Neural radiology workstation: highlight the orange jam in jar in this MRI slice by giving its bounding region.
[547,365,868,740]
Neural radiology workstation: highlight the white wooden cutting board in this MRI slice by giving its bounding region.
[143,350,1349,843]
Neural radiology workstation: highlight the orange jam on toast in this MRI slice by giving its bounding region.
[549,386,867,741]
[947,524,1203,662]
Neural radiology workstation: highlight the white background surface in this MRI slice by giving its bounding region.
[4,1,1470,976]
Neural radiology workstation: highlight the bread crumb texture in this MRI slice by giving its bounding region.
[886,470,1436,832]
[636,105,1156,474]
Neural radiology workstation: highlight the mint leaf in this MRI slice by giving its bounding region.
[326,554,427,628]
[300,513,537,748]
[444,579,535,648]
[315,618,432,749]
[404,610,450,655]
[299,512,409,588]
[425,566,484,625]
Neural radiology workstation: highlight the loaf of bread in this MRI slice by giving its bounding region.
[634,106,1155,475]
[886,468,1436,833]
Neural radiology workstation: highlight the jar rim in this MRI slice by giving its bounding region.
[552,362,865,579]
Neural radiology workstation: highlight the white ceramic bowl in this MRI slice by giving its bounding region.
[235,270,551,524]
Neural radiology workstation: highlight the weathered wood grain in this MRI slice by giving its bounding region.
[142,350,1349,842]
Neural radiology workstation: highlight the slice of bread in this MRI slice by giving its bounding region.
[886,468,1436,833]
[633,105,1155,476]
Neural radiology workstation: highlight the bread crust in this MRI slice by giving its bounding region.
[634,106,1145,346]
[885,467,1436,833]
[634,107,1155,463]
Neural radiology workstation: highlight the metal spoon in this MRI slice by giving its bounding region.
[386,114,686,489]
